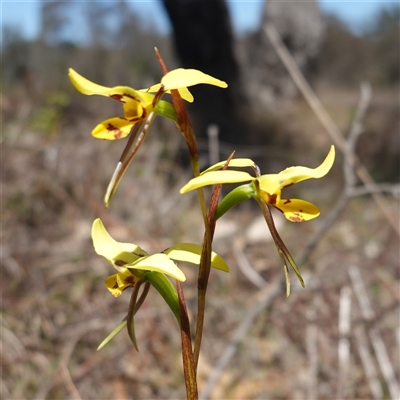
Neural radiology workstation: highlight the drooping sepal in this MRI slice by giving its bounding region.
[126,281,145,351]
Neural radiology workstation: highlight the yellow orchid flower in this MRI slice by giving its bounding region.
[69,68,227,140]
[180,146,335,296]
[92,217,229,350]
[181,146,335,222]
[92,218,229,297]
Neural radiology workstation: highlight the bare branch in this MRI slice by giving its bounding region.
[354,326,383,400]
[263,23,399,237]
[336,287,352,400]
[349,265,400,400]
[233,237,268,289]
[306,304,319,400]
[345,82,372,187]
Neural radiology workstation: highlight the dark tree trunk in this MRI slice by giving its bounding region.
[162,0,249,147]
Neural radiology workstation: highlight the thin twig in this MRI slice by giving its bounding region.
[354,326,383,400]
[263,23,399,237]
[345,82,372,187]
[199,78,380,398]
[177,281,198,400]
[233,237,268,289]
[348,183,400,197]
[62,366,82,400]
[297,80,373,265]
[336,287,352,400]
[306,304,319,400]
[296,191,348,266]
[198,281,283,400]
[349,265,400,400]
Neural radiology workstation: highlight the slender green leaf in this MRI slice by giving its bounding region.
[155,100,178,122]
[216,183,256,219]
[97,320,127,351]
[145,271,180,324]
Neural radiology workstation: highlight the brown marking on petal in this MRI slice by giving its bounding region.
[124,275,136,285]
[132,252,146,257]
[288,212,304,223]
[283,183,294,189]
[106,123,124,139]
[283,199,291,204]
[124,93,136,100]
[113,282,118,289]
[110,94,125,103]
[268,193,277,205]
[115,260,127,267]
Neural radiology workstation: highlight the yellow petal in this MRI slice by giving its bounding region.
[105,274,126,297]
[164,243,229,272]
[123,101,144,120]
[92,219,149,269]
[180,170,254,193]
[92,117,134,140]
[143,84,160,93]
[69,68,112,95]
[161,68,228,90]
[116,270,136,288]
[177,87,194,102]
[201,158,256,175]
[129,254,186,282]
[257,146,335,194]
[274,198,321,222]
[68,68,154,105]
[144,84,194,103]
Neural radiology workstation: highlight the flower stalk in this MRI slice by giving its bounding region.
[69,51,335,399]
[154,48,213,374]
[177,281,198,400]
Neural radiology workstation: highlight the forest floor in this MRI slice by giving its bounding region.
[2,86,399,399]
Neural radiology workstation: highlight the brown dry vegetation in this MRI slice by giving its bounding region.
[1,4,399,400]
[2,86,399,399]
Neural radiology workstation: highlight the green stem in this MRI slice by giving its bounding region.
[193,153,235,368]
[177,281,198,400]
[154,50,211,396]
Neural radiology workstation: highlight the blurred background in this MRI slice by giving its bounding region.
[2,1,399,399]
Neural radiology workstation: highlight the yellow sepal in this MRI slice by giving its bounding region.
[200,158,256,175]
[257,146,335,194]
[164,243,229,272]
[92,219,149,270]
[92,117,134,140]
[274,198,321,222]
[129,254,186,282]
[161,68,228,91]
[180,170,254,193]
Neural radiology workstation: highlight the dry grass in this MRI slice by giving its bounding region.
[1,87,399,399]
